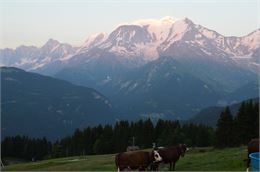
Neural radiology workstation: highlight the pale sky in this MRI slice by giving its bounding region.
[1,0,260,49]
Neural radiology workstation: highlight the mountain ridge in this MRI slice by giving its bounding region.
[1,17,259,74]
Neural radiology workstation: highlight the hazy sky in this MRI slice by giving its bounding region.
[1,0,259,49]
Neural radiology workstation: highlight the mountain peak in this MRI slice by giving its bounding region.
[84,32,107,45]
[79,32,108,52]
[45,38,60,45]
[41,38,61,51]
[182,17,194,24]
[128,16,180,27]
[127,16,193,27]
[160,16,177,22]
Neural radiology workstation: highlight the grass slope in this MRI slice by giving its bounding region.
[2,146,248,171]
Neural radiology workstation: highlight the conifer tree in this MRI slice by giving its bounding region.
[253,102,259,138]
[215,107,234,147]
[234,100,259,144]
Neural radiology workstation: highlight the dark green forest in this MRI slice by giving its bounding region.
[215,100,259,147]
[1,100,258,161]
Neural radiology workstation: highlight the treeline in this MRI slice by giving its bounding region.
[215,100,259,148]
[1,120,214,160]
[52,120,214,157]
[1,136,52,161]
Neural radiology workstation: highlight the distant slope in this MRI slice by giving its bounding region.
[105,57,221,120]
[188,98,259,127]
[56,57,224,120]
[1,67,115,140]
[226,81,259,103]
[55,56,258,120]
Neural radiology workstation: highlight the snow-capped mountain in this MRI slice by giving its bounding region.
[75,17,260,65]
[0,38,77,71]
[1,16,259,73]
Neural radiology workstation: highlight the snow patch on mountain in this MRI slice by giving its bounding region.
[133,16,177,42]
[78,32,108,53]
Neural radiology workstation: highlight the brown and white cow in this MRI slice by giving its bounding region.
[247,138,259,168]
[155,144,188,171]
[115,150,162,171]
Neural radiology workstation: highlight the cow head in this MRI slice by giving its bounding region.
[152,149,162,162]
[179,144,187,157]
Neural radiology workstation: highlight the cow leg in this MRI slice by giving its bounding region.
[150,163,157,171]
[155,164,159,171]
[150,164,159,171]
[150,164,153,171]
[172,163,176,171]
[169,163,172,171]
[139,167,145,171]
[120,166,125,172]
[247,158,250,168]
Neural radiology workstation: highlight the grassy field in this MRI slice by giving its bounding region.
[2,146,248,171]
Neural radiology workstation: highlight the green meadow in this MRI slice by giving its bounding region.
[2,146,248,171]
